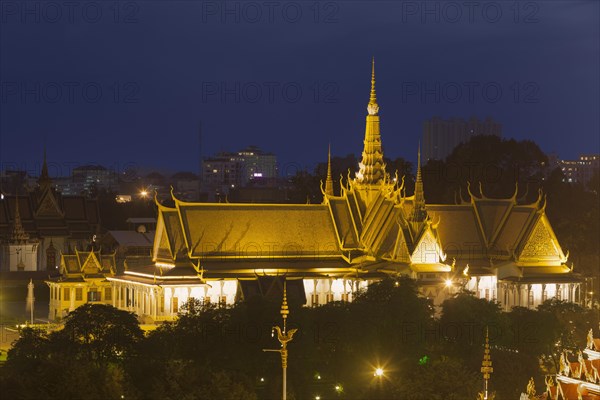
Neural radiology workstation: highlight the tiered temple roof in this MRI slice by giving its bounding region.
[0,154,100,241]
[56,248,116,283]
[118,60,577,290]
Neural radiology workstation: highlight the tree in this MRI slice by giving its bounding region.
[59,303,144,364]
[423,135,547,203]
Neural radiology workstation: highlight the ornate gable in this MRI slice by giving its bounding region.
[35,188,64,218]
[410,226,446,265]
[153,204,175,263]
[81,251,103,274]
[389,225,411,263]
[517,214,567,266]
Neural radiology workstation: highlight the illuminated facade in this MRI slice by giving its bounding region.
[46,61,581,321]
[46,248,116,320]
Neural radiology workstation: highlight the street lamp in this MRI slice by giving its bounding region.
[263,282,298,400]
[374,367,384,377]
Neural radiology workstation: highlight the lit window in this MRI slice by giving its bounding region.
[76,288,83,301]
[87,291,101,302]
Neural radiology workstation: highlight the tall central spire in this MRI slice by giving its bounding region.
[357,58,386,184]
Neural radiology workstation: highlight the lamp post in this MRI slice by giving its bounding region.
[263,282,298,400]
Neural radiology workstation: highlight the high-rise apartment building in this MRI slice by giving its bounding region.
[422,116,502,161]
[201,146,277,198]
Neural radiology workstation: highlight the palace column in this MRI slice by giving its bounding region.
[542,284,546,303]
[117,283,121,308]
[152,289,157,319]
[70,287,75,311]
[568,283,573,302]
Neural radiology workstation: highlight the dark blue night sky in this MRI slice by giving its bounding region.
[1,0,598,177]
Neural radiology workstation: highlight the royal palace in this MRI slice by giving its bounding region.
[45,61,582,322]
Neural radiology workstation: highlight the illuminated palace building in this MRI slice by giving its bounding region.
[48,62,582,321]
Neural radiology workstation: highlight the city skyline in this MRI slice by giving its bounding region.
[1,1,599,173]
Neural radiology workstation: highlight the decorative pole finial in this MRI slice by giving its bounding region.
[478,327,495,400]
[281,281,289,333]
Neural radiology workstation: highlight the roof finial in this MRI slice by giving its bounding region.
[417,142,422,183]
[367,57,379,116]
[11,196,29,244]
[325,144,334,196]
[38,146,52,190]
[412,142,427,222]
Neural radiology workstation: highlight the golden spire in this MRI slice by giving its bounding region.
[11,196,29,244]
[412,143,427,222]
[325,144,334,196]
[357,58,385,185]
[367,57,379,116]
[478,327,495,400]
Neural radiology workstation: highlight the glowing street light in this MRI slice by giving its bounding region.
[444,279,453,288]
[374,367,384,377]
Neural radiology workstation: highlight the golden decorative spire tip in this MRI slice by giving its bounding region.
[367,57,379,116]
